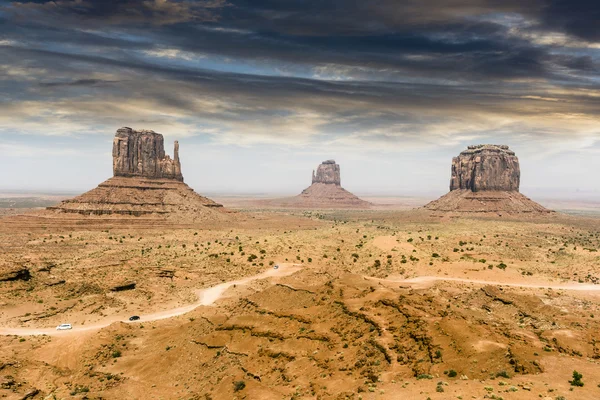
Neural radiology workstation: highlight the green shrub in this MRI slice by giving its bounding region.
[496,370,510,379]
[570,370,584,387]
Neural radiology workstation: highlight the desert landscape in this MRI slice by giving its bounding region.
[1,129,600,400]
[2,1,600,399]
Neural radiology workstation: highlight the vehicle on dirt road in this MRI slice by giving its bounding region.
[129,316,140,321]
[56,324,72,330]
[273,265,279,269]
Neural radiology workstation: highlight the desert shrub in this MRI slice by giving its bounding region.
[70,387,89,395]
[496,370,510,379]
[112,350,122,358]
[234,381,246,392]
[447,370,457,378]
[416,374,433,380]
[570,370,584,387]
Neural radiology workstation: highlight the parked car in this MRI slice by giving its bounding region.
[129,315,140,321]
[56,324,72,330]
[273,264,279,270]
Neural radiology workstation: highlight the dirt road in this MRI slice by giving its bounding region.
[4,265,600,337]
[391,276,600,291]
[0,263,302,337]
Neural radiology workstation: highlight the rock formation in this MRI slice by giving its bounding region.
[450,145,520,192]
[425,145,551,214]
[262,160,371,209]
[46,127,229,222]
[113,127,183,181]
[312,160,341,185]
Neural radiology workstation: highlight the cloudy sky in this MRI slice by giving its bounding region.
[1,0,599,198]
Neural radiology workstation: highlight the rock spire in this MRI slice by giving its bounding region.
[46,127,228,222]
[112,127,183,181]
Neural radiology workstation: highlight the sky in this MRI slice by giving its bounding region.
[0,0,599,198]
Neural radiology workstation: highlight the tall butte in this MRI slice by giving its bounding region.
[425,144,551,214]
[47,127,227,221]
[268,160,371,208]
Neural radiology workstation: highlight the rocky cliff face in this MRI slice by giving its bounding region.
[312,160,341,185]
[425,144,550,213]
[112,127,183,181]
[450,145,520,192]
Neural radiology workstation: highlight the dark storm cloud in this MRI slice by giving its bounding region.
[217,0,540,35]
[6,0,227,25]
[0,0,599,148]
[38,79,120,87]
[2,0,598,85]
[2,43,599,129]
[539,0,600,42]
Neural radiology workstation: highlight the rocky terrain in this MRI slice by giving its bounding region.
[258,160,372,209]
[1,209,600,399]
[44,128,228,222]
[426,145,551,214]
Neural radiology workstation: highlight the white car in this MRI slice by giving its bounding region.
[273,265,279,270]
[56,324,72,330]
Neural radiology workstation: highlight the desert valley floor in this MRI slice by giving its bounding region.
[1,205,600,399]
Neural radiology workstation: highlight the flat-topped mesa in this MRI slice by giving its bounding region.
[450,144,520,192]
[424,144,551,214]
[112,127,183,181]
[312,160,341,186]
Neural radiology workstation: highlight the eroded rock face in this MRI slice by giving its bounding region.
[450,145,520,192]
[312,160,341,186]
[0,266,31,282]
[112,127,183,181]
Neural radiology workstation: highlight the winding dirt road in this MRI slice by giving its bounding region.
[3,265,600,337]
[0,263,302,337]
[387,276,600,291]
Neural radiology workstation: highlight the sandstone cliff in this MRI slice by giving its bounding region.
[312,160,341,185]
[425,145,551,214]
[46,127,228,222]
[113,127,183,181]
[450,145,520,192]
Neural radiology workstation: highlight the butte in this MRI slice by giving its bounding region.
[46,127,229,222]
[267,160,371,209]
[424,144,552,214]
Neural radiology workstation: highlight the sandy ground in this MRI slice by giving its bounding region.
[2,207,600,399]
[6,264,600,338]
[0,263,302,336]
